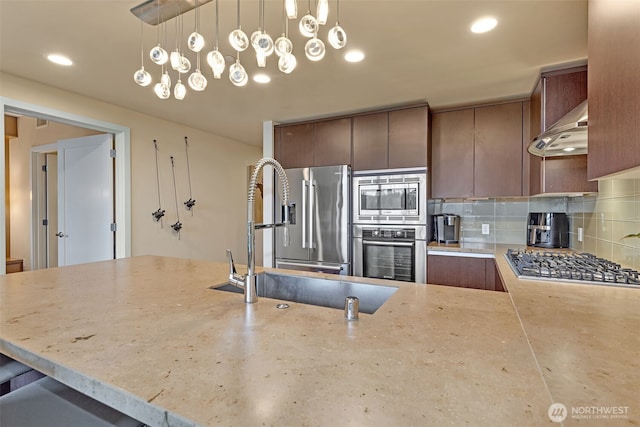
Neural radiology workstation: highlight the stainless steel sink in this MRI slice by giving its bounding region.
[210,272,398,314]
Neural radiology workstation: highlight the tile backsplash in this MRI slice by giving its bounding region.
[429,197,568,246]
[568,179,640,270]
[430,178,640,270]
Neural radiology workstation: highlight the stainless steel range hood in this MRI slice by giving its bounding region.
[528,100,588,157]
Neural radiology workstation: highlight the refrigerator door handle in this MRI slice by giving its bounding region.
[309,181,316,249]
[302,180,308,249]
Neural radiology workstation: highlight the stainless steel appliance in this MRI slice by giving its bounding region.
[505,248,640,288]
[527,212,569,248]
[433,214,460,243]
[353,225,427,283]
[275,165,351,275]
[352,169,427,225]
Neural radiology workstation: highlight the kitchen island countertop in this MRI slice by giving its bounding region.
[1,252,639,426]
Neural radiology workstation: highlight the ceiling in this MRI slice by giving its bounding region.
[0,0,588,147]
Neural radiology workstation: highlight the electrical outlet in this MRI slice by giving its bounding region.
[482,224,490,235]
[578,227,583,242]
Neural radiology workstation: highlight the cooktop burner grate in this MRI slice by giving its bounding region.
[505,248,640,288]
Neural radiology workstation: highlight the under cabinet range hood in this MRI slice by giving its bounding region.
[528,100,588,157]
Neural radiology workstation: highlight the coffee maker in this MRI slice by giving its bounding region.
[527,212,569,248]
[433,214,461,243]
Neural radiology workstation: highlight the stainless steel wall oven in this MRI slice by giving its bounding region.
[353,225,427,283]
[352,168,428,284]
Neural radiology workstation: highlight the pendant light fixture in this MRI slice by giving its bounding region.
[327,0,347,49]
[229,0,249,51]
[285,0,298,19]
[187,0,205,52]
[134,21,152,86]
[229,52,248,86]
[206,0,225,79]
[130,0,352,95]
[316,0,329,25]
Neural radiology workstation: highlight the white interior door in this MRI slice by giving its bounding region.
[57,134,114,266]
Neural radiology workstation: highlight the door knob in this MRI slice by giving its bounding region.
[56,232,64,238]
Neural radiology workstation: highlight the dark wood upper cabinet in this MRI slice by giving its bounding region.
[474,102,524,198]
[274,118,352,169]
[276,104,429,172]
[352,112,389,171]
[431,109,474,198]
[527,66,596,195]
[274,123,314,169]
[588,0,640,179]
[388,106,429,169]
[432,101,525,199]
[313,118,352,167]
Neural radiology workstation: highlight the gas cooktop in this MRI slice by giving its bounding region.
[505,248,640,289]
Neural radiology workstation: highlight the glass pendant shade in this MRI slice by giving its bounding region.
[154,82,170,99]
[278,52,297,74]
[133,67,152,86]
[178,55,191,73]
[316,0,329,25]
[174,80,187,99]
[305,37,325,61]
[256,51,267,67]
[170,50,181,70]
[160,71,171,87]
[299,14,318,37]
[206,49,226,78]
[150,45,169,65]
[188,69,207,91]
[254,32,275,56]
[229,60,248,86]
[229,28,249,51]
[328,24,347,49]
[187,31,205,52]
[285,0,297,19]
[274,35,293,57]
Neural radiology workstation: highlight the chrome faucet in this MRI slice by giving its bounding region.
[227,158,291,303]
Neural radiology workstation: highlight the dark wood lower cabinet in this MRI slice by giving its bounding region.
[427,254,505,292]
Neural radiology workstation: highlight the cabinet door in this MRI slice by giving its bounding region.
[474,102,524,198]
[388,106,429,169]
[314,118,352,167]
[352,112,389,171]
[588,0,640,179]
[458,257,486,289]
[427,255,459,286]
[431,109,474,198]
[274,123,314,169]
[543,155,598,193]
[544,70,588,129]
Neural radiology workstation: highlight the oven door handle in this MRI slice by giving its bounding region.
[362,240,415,247]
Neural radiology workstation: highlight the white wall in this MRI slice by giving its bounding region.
[1,72,262,267]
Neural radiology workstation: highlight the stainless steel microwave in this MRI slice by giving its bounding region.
[353,169,427,225]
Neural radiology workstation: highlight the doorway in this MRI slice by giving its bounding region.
[1,96,131,274]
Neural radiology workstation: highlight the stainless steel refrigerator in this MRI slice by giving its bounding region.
[275,165,351,275]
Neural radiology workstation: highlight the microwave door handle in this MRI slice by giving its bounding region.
[309,181,316,249]
[302,180,308,249]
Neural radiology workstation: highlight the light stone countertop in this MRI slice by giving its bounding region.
[1,253,639,426]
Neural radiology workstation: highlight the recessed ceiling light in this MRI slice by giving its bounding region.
[344,49,365,63]
[253,73,271,84]
[47,53,73,66]
[470,17,498,34]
